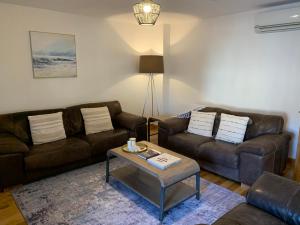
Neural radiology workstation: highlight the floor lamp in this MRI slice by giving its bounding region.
[139,55,164,117]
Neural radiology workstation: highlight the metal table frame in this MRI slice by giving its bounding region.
[106,152,200,221]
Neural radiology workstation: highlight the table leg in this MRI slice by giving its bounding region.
[106,153,110,183]
[196,172,200,200]
[159,186,165,221]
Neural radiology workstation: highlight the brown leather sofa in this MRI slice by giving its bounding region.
[158,107,291,185]
[0,101,147,190]
[210,172,300,225]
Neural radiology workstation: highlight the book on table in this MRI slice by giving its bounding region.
[147,153,182,170]
[138,148,161,160]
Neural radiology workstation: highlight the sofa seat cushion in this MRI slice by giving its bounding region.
[167,133,213,158]
[213,203,286,225]
[25,138,91,171]
[198,140,239,169]
[82,128,129,156]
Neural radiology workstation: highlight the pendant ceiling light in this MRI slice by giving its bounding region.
[133,0,161,26]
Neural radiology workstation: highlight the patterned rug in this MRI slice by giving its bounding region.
[13,158,245,225]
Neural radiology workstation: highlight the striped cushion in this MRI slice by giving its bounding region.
[28,112,66,145]
[187,111,216,137]
[216,113,250,144]
[81,107,113,135]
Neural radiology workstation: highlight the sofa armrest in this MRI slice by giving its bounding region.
[237,133,291,156]
[158,117,189,135]
[0,133,29,155]
[115,112,146,131]
[247,172,300,225]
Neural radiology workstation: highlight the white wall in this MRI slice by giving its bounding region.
[167,9,300,158]
[1,2,300,158]
[0,3,163,116]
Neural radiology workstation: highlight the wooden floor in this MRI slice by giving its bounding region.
[0,131,297,225]
[0,192,26,225]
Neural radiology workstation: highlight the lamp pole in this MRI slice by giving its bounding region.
[151,73,154,116]
[142,73,159,117]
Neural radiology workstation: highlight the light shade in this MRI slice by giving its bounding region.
[133,0,160,26]
[139,55,164,74]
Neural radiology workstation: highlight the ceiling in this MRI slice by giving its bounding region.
[0,0,300,18]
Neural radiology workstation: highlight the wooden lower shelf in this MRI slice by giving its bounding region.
[110,165,197,211]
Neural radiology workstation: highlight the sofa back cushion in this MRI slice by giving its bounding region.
[0,114,14,136]
[63,101,122,137]
[200,107,284,140]
[0,101,122,144]
[0,109,64,144]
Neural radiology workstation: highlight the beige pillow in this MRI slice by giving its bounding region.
[81,107,114,135]
[188,111,216,137]
[28,112,66,145]
[216,113,250,144]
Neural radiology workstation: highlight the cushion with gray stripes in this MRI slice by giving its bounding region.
[187,111,216,137]
[28,112,66,145]
[81,107,114,135]
[216,113,250,144]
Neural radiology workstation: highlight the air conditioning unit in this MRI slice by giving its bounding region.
[255,7,300,33]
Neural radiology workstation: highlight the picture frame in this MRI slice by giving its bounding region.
[29,31,77,78]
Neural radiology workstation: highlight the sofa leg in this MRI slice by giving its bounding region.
[241,183,250,190]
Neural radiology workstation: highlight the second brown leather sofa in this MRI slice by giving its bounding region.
[158,107,291,185]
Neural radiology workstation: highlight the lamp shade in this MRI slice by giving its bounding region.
[139,55,164,74]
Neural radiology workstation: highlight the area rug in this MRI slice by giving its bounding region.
[13,158,245,225]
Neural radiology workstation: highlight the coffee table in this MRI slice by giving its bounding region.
[106,141,200,221]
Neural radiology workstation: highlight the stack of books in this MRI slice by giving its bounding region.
[138,149,181,170]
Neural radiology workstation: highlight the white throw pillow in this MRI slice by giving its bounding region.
[216,113,250,144]
[28,112,66,145]
[187,111,216,137]
[81,107,114,135]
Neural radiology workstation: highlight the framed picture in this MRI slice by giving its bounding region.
[29,31,77,78]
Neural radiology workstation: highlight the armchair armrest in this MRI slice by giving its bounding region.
[158,117,189,135]
[115,112,146,131]
[0,133,29,155]
[247,172,300,225]
[237,133,291,156]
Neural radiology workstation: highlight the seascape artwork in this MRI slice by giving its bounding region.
[30,31,77,78]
